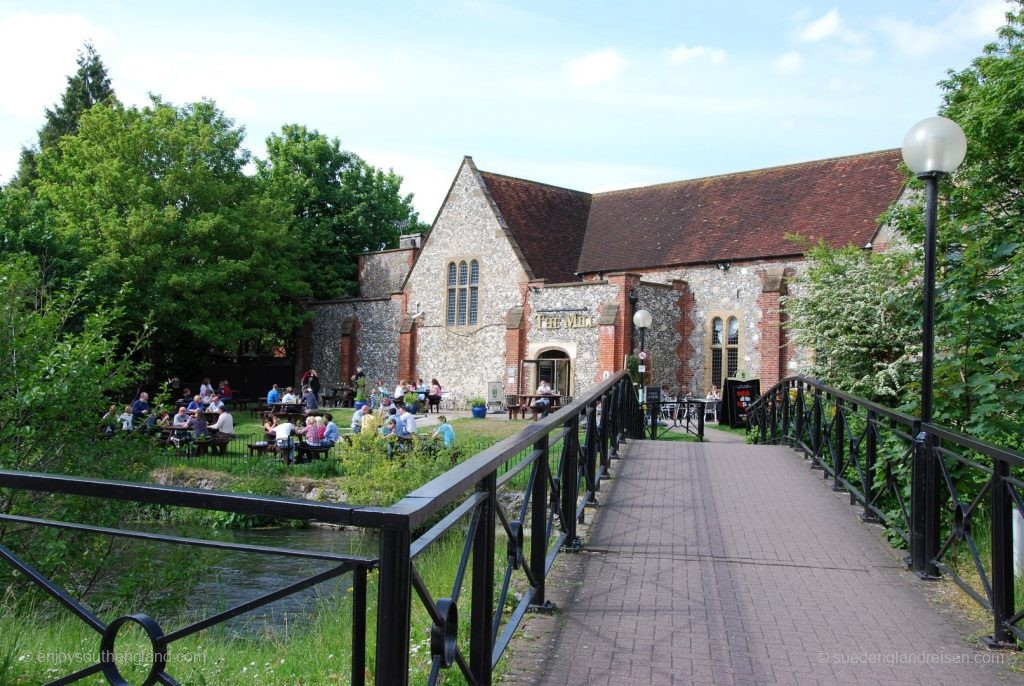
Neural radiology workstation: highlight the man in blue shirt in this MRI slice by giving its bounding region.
[267,384,281,404]
[322,414,339,446]
[431,416,455,449]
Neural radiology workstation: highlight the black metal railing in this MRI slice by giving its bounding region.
[748,375,1024,648]
[641,398,706,441]
[0,371,645,685]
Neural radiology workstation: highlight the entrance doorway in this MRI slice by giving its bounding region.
[522,349,572,399]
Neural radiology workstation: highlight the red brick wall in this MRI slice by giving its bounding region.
[605,273,641,368]
[757,279,784,388]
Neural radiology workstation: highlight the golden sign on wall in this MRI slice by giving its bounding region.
[534,313,595,329]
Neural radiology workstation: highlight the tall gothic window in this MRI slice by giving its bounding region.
[708,314,741,391]
[446,259,480,327]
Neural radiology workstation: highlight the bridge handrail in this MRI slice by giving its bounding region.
[748,374,1024,648]
[0,370,645,685]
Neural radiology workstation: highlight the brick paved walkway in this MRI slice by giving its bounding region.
[500,440,1017,685]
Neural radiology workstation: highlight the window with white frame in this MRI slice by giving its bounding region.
[707,313,740,391]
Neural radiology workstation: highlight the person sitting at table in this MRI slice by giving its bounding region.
[430,415,455,449]
[376,395,394,418]
[155,410,173,430]
[322,414,339,447]
[297,415,322,445]
[188,410,210,439]
[268,416,296,462]
[394,379,408,401]
[199,378,214,403]
[176,387,192,405]
[267,384,281,405]
[186,395,203,415]
[360,405,380,434]
[206,394,224,413]
[172,406,190,428]
[380,417,399,458]
[397,404,417,437]
[302,386,318,413]
[209,406,234,436]
[427,378,443,413]
[281,386,299,404]
[131,392,151,425]
[218,379,233,404]
[117,405,134,431]
[351,405,370,433]
[530,380,556,416]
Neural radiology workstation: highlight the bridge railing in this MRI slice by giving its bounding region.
[0,370,644,685]
[748,375,1024,648]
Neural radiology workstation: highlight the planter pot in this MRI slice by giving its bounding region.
[471,406,487,419]
[354,400,367,411]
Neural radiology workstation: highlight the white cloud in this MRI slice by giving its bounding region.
[565,50,625,87]
[878,0,1006,57]
[668,43,726,66]
[0,12,110,119]
[770,51,803,76]
[800,9,841,42]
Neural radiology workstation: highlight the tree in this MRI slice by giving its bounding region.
[11,42,116,189]
[258,124,428,299]
[29,97,309,373]
[783,243,920,404]
[788,2,1024,444]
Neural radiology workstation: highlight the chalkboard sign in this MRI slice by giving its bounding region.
[723,378,760,428]
[645,386,662,404]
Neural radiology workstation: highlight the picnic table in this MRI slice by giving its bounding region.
[509,394,563,420]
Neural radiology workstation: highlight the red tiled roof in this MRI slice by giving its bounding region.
[578,150,906,272]
[478,171,591,284]
[477,150,906,279]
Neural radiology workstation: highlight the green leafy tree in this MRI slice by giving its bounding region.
[257,124,428,299]
[29,98,309,373]
[783,243,920,404]
[11,42,116,188]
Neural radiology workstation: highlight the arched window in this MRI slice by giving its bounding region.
[708,313,741,391]
[447,259,480,327]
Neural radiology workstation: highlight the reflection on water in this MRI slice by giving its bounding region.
[158,525,376,638]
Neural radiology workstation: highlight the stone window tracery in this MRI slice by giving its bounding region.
[446,259,480,327]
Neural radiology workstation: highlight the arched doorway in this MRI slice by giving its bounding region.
[522,348,572,399]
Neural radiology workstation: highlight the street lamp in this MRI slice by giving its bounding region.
[633,309,653,352]
[901,115,966,579]
[901,116,967,424]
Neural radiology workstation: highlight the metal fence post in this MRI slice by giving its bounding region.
[781,381,791,441]
[375,527,412,686]
[649,398,658,440]
[697,400,705,442]
[833,398,845,491]
[862,411,879,522]
[470,472,496,684]
[530,433,550,610]
[811,390,822,468]
[988,458,1014,646]
[910,422,927,576]
[599,394,611,476]
[794,384,805,450]
[561,416,580,547]
[585,403,599,499]
[923,431,941,578]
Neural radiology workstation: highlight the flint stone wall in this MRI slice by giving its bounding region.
[527,282,618,395]
[405,160,530,399]
[360,249,413,298]
[310,298,400,388]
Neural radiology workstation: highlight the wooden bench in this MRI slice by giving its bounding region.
[294,443,332,464]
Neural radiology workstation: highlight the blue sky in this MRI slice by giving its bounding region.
[0,0,1009,220]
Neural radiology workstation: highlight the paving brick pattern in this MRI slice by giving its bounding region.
[499,440,1017,685]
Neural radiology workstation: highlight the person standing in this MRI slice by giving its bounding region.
[309,370,321,400]
[431,416,455,448]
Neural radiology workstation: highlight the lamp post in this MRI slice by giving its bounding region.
[633,309,652,353]
[901,115,967,578]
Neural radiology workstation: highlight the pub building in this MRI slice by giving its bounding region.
[297,150,907,405]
